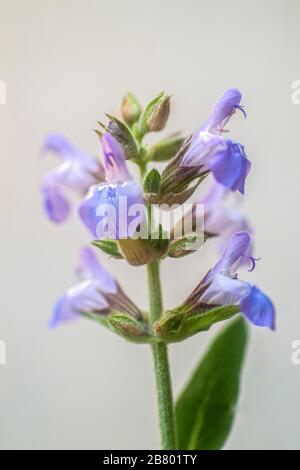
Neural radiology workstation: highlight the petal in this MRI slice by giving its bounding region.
[240,285,275,330]
[101,133,131,183]
[43,133,97,170]
[203,88,243,132]
[43,133,77,158]
[68,280,109,312]
[78,184,100,236]
[48,295,77,328]
[201,273,250,306]
[79,181,145,239]
[43,133,104,191]
[76,247,117,294]
[56,159,98,192]
[208,140,251,194]
[180,132,226,168]
[198,180,229,211]
[209,207,253,247]
[49,280,109,329]
[204,232,252,283]
[41,184,70,223]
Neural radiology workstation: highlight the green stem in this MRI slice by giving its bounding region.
[147,261,177,450]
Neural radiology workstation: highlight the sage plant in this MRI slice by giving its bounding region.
[41,89,275,450]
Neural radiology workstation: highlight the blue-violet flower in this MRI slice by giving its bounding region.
[50,246,141,327]
[185,232,275,329]
[41,133,104,223]
[79,133,145,240]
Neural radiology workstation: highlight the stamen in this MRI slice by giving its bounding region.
[234,105,247,119]
[248,256,260,272]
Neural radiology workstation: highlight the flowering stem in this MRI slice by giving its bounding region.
[147,261,177,450]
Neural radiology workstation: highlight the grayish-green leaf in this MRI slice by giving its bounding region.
[105,114,139,159]
[167,235,204,258]
[84,311,154,344]
[91,240,123,259]
[149,135,185,162]
[143,168,161,194]
[154,305,239,342]
[176,317,248,450]
[107,312,152,343]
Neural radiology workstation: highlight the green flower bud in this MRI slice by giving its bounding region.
[121,92,142,126]
[98,115,138,160]
[107,312,151,343]
[140,92,171,134]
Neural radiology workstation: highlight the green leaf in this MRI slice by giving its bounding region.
[149,135,185,162]
[154,305,239,342]
[148,224,170,253]
[176,317,248,450]
[143,168,161,194]
[167,235,204,258]
[84,311,154,344]
[91,240,123,259]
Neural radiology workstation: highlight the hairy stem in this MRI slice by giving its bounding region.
[147,261,177,450]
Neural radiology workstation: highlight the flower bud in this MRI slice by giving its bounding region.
[107,312,151,343]
[121,92,142,126]
[98,115,138,160]
[140,92,171,134]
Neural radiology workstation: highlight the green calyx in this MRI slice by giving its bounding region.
[154,305,240,343]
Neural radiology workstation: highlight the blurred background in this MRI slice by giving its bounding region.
[0,0,299,449]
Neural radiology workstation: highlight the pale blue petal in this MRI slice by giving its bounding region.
[208,141,251,194]
[203,88,243,132]
[240,285,275,330]
[79,181,145,239]
[101,133,131,183]
[201,274,250,306]
[205,232,252,283]
[49,281,109,328]
[41,184,70,223]
[76,247,117,294]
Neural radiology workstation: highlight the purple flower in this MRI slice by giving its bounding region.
[79,133,145,240]
[50,247,141,328]
[41,133,104,223]
[186,232,275,329]
[195,180,253,252]
[180,88,251,194]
